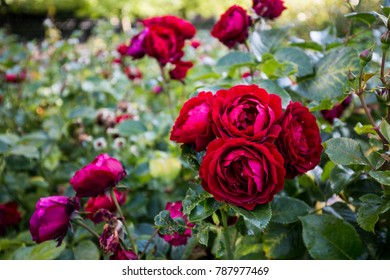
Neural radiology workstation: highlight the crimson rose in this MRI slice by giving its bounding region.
[169,60,194,81]
[170,91,215,151]
[276,102,323,179]
[85,189,126,223]
[211,5,252,48]
[212,84,282,143]
[0,202,22,235]
[199,138,285,210]
[252,0,286,20]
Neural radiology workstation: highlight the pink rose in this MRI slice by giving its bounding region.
[29,196,80,245]
[70,154,126,197]
[170,91,215,151]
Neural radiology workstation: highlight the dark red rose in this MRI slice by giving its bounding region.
[30,196,80,245]
[85,189,126,223]
[99,216,122,253]
[70,154,126,197]
[190,40,201,49]
[124,66,142,81]
[170,91,215,151]
[159,201,194,246]
[110,248,138,260]
[116,43,128,56]
[211,5,252,48]
[169,60,193,81]
[5,70,26,83]
[212,84,282,143]
[0,202,22,235]
[320,95,352,124]
[199,138,285,210]
[126,29,148,59]
[276,102,323,179]
[252,0,286,20]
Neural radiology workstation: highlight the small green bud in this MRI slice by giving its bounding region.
[381,31,390,51]
[347,70,356,81]
[359,45,375,66]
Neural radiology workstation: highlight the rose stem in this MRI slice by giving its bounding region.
[139,229,159,259]
[110,188,138,253]
[220,209,234,260]
[73,219,100,240]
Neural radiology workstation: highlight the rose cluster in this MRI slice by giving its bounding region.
[29,153,137,260]
[211,1,286,49]
[170,85,322,210]
[117,15,196,81]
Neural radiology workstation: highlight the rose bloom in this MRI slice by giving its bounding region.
[126,29,148,59]
[0,202,22,235]
[170,91,215,152]
[199,138,285,210]
[276,102,323,179]
[320,95,352,124]
[110,248,138,260]
[30,196,80,245]
[85,189,126,223]
[252,0,287,20]
[169,60,193,81]
[212,84,282,143]
[211,5,252,48]
[70,154,126,197]
[159,201,194,246]
[116,43,129,56]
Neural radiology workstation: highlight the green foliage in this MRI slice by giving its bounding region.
[324,138,370,166]
[231,204,272,236]
[271,196,311,224]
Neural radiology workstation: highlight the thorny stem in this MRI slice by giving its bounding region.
[110,188,138,253]
[380,48,387,86]
[139,229,159,259]
[73,219,100,240]
[220,208,234,260]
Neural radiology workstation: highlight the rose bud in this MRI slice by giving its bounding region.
[159,201,194,246]
[170,91,215,152]
[0,202,22,235]
[212,84,283,143]
[190,40,201,49]
[116,43,128,56]
[276,102,323,179]
[359,46,374,66]
[169,60,193,81]
[320,95,352,124]
[110,248,138,260]
[29,196,80,245]
[85,189,126,223]
[199,138,285,210]
[70,154,126,197]
[211,5,252,48]
[252,0,287,20]
[152,85,163,94]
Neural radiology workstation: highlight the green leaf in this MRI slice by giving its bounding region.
[300,214,362,260]
[290,41,323,52]
[215,51,254,73]
[180,144,204,170]
[231,204,272,235]
[193,222,210,246]
[154,210,187,235]
[250,28,288,59]
[379,120,390,143]
[324,137,370,166]
[257,80,291,108]
[0,134,19,146]
[374,12,388,26]
[117,120,147,136]
[10,145,39,159]
[323,202,356,224]
[354,123,376,135]
[260,53,297,79]
[13,241,66,260]
[271,196,311,224]
[73,240,100,260]
[182,189,223,222]
[263,223,305,259]
[295,47,359,101]
[43,115,65,140]
[274,47,314,78]
[369,170,390,186]
[329,165,357,193]
[234,236,266,260]
[357,194,390,232]
[149,157,181,182]
[382,5,390,17]
[68,106,97,119]
[345,12,377,25]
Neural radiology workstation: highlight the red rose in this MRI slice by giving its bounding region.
[211,5,252,48]
[199,138,285,210]
[252,0,286,20]
[0,202,22,235]
[110,248,138,260]
[320,95,352,124]
[169,60,193,81]
[170,91,215,151]
[85,189,126,223]
[276,102,323,179]
[70,154,126,197]
[159,201,194,246]
[212,84,282,143]
[126,29,148,59]
[190,40,201,49]
[116,43,129,56]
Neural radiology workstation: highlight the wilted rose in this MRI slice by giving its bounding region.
[199,138,285,210]
[276,102,323,179]
[70,154,126,197]
[29,196,80,245]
